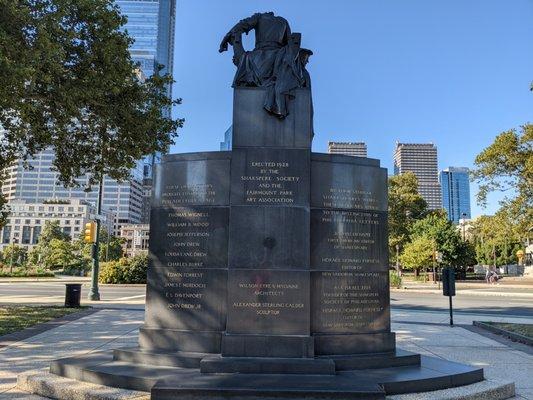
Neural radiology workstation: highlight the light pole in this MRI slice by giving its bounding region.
[395,243,400,277]
[88,178,103,301]
[9,238,18,274]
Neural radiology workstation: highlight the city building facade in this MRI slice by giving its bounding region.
[115,0,177,223]
[0,199,114,252]
[328,141,367,157]
[440,167,471,223]
[120,224,150,257]
[393,142,442,210]
[116,0,177,182]
[1,149,144,234]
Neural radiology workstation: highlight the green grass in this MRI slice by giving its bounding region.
[484,322,533,339]
[0,306,85,336]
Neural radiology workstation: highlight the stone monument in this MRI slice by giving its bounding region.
[51,12,484,399]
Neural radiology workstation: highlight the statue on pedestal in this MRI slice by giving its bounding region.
[219,12,313,119]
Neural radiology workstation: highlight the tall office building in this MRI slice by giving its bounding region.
[1,149,144,233]
[115,0,177,181]
[328,142,367,157]
[440,167,471,223]
[393,142,442,210]
[220,126,233,151]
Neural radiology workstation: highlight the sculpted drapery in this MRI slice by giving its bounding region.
[219,12,313,119]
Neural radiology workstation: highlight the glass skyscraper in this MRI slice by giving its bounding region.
[116,0,176,180]
[116,0,176,83]
[440,167,471,224]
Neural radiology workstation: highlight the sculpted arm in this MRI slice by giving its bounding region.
[219,13,261,53]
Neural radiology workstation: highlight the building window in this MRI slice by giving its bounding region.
[22,226,31,244]
[2,226,11,244]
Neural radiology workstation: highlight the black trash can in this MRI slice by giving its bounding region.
[65,283,82,307]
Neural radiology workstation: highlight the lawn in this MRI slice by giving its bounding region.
[0,306,85,336]
[484,322,533,339]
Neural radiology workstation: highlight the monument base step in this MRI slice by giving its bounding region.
[113,347,208,368]
[50,350,484,398]
[326,349,421,371]
[200,354,336,374]
[222,333,315,357]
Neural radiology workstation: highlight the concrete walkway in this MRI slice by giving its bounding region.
[0,308,531,399]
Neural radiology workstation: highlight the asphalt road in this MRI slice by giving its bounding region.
[1,282,532,317]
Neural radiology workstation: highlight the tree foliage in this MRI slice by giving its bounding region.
[38,238,77,270]
[1,244,27,267]
[410,211,474,267]
[0,0,183,217]
[37,220,70,245]
[400,236,434,271]
[472,124,533,236]
[469,210,521,266]
[388,172,428,259]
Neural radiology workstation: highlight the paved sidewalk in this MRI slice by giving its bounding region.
[394,280,533,298]
[0,308,531,399]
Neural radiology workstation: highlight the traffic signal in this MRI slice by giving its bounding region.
[84,221,97,243]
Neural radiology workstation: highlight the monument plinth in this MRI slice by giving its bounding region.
[50,11,484,399]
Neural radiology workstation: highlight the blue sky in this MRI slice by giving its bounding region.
[170,0,533,217]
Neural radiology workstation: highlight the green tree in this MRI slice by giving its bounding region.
[410,211,473,267]
[388,172,428,262]
[28,220,70,266]
[472,124,533,236]
[38,239,77,270]
[37,220,70,245]
[469,211,521,266]
[400,236,434,273]
[2,244,27,268]
[0,0,183,205]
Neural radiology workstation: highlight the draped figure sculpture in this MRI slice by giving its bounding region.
[219,12,313,119]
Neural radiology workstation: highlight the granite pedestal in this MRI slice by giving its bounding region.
[51,88,484,399]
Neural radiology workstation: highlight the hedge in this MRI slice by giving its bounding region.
[99,254,148,284]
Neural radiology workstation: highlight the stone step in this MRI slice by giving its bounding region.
[200,354,336,374]
[50,352,182,392]
[113,347,207,368]
[326,349,421,371]
[49,352,486,398]
[20,371,515,400]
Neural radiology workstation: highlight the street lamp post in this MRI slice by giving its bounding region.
[9,238,18,274]
[88,179,103,301]
[395,244,400,277]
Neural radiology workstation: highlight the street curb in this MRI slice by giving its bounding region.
[473,321,533,347]
[0,308,98,348]
[18,371,515,400]
[18,371,149,400]
[390,288,533,298]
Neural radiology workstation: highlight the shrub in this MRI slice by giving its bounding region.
[63,260,91,276]
[389,270,402,288]
[122,254,148,284]
[0,266,54,278]
[98,261,123,284]
[98,254,148,284]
